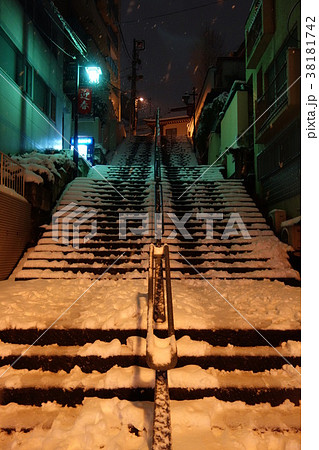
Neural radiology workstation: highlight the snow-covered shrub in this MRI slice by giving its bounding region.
[196,92,228,163]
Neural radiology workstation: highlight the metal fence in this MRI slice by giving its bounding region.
[0,152,26,197]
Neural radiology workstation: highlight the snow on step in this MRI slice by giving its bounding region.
[0,364,300,392]
[0,337,301,361]
[17,153,153,280]
[164,166,300,283]
[0,398,300,448]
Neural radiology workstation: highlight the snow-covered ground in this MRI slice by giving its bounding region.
[0,397,300,450]
[0,278,300,331]
[0,277,301,448]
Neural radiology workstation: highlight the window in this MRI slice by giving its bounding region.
[0,29,17,80]
[166,128,177,139]
[34,72,49,115]
[16,54,32,96]
[0,27,56,121]
[257,120,300,180]
[25,62,33,96]
[0,28,32,96]
[50,92,56,122]
[264,28,298,106]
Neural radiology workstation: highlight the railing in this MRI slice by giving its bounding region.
[256,62,288,135]
[246,0,262,58]
[0,152,26,197]
[154,108,164,245]
[148,109,176,448]
[154,108,161,182]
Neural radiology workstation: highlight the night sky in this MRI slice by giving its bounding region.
[120,0,253,116]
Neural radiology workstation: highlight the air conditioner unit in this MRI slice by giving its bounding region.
[268,209,286,234]
[280,216,301,252]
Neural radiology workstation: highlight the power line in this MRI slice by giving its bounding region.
[121,0,232,24]
[45,0,88,57]
[117,21,132,60]
[37,25,77,59]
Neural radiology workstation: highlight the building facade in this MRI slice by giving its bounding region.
[245,0,301,218]
[0,0,71,154]
[192,48,246,164]
[201,0,300,221]
[0,0,122,156]
[54,0,122,153]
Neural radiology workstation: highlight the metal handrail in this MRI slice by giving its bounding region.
[146,244,177,371]
[146,108,177,371]
[0,152,26,197]
[154,108,163,245]
[154,107,161,182]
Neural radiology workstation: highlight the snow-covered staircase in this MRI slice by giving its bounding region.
[160,165,300,284]
[0,326,300,406]
[0,136,300,446]
[15,165,153,281]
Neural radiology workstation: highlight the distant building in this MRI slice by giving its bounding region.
[192,46,245,163]
[144,116,191,139]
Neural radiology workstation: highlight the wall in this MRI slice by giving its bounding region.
[0,0,70,154]
[0,186,31,279]
[163,121,189,137]
[246,0,301,201]
[190,67,216,137]
[220,90,249,177]
[208,132,220,165]
[78,118,102,143]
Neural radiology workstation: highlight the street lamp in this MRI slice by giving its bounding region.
[182,87,197,153]
[85,66,102,84]
[133,96,144,133]
[73,64,102,172]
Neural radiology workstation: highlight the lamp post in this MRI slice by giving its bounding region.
[182,87,197,154]
[73,64,102,173]
[73,62,80,172]
[134,96,144,132]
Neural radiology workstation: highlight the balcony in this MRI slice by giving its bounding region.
[255,48,300,143]
[245,0,275,69]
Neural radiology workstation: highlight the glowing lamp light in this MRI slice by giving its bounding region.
[85,66,102,84]
[139,97,144,102]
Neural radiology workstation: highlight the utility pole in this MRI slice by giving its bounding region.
[129,39,145,136]
[73,61,80,174]
[129,39,137,137]
[192,86,197,154]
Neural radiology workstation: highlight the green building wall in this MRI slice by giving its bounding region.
[0,0,70,154]
[245,0,301,214]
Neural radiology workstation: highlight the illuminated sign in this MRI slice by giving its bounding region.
[71,137,94,145]
[78,88,92,115]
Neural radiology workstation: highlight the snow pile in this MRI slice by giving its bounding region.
[11,151,75,184]
[0,398,300,449]
[248,235,294,266]
[0,278,300,331]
